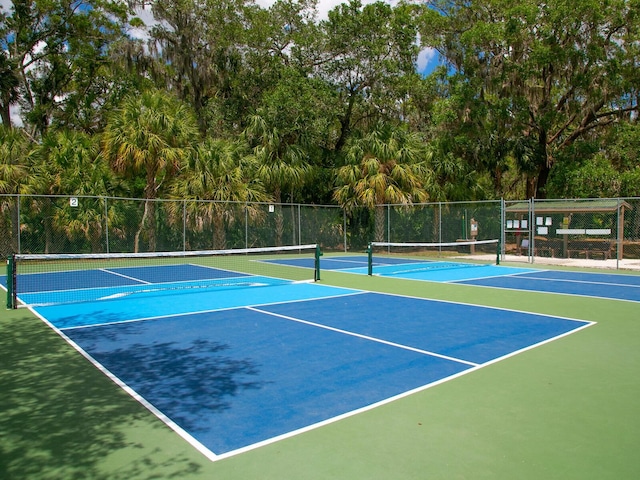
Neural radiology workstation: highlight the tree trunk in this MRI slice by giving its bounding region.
[535,163,551,199]
[137,171,159,252]
[135,199,156,252]
[274,186,283,247]
[213,212,226,249]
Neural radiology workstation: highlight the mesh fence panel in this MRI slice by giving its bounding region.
[180,200,248,250]
[344,206,374,251]
[105,197,142,253]
[18,196,107,254]
[388,204,437,243]
[387,201,502,243]
[247,204,292,248]
[622,198,640,254]
[0,195,19,258]
[2,194,638,264]
[534,199,618,260]
[299,205,345,252]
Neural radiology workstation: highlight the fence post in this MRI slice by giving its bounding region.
[617,198,621,269]
[16,194,21,254]
[438,202,442,255]
[387,204,390,243]
[6,254,15,309]
[298,204,301,246]
[104,197,109,254]
[245,204,249,249]
[314,244,322,281]
[500,198,505,260]
[529,197,534,264]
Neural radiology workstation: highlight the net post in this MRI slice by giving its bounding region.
[496,241,501,265]
[6,254,16,309]
[367,243,373,276]
[314,244,322,281]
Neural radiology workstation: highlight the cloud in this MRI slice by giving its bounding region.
[416,47,439,75]
[255,0,387,21]
[128,4,156,41]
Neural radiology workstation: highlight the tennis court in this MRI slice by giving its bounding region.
[1,248,593,461]
[277,254,640,303]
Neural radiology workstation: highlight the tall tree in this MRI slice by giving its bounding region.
[316,0,425,151]
[244,111,310,246]
[0,125,30,194]
[422,0,640,198]
[242,66,333,244]
[102,90,199,252]
[144,0,251,134]
[0,0,129,134]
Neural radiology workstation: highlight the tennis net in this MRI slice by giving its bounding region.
[6,244,321,308]
[366,239,500,276]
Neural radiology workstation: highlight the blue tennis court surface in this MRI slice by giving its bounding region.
[270,255,640,303]
[2,261,591,461]
[455,270,640,302]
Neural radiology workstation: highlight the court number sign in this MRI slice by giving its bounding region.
[70,197,79,207]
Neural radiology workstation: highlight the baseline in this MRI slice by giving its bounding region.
[457,270,640,303]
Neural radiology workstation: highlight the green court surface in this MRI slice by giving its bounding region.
[2,262,640,479]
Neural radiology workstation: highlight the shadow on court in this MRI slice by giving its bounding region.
[70,327,269,433]
[0,312,207,479]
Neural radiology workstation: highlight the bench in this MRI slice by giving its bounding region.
[532,238,557,257]
[566,240,612,260]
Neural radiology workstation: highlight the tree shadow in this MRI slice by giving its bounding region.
[0,312,214,479]
[75,331,268,434]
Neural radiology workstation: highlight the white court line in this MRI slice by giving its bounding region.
[247,306,479,367]
[441,269,539,283]
[511,274,640,289]
[324,257,368,265]
[212,308,595,462]
[26,306,219,462]
[40,284,597,464]
[100,268,151,284]
[59,289,368,331]
[449,274,640,303]
[451,280,640,304]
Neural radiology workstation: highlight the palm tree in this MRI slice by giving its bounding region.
[102,90,199,252]
[0,126,31,253]
[169,138,272,249]
[244,114,310,246]
[26,130,118,253]
[333,124,432,242]
[0,126,30,194]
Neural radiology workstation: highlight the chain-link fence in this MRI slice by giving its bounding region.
[0,195,347,256]
[1,194,639,265]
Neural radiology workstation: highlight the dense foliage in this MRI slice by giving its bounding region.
[1,0,639,208]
